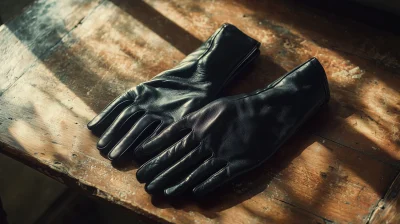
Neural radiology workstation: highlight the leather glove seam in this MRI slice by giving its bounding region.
[149,25,226,85]
[97,109,145,150]
[193,165,229,194]
[107,119,162,160]
[139,125,194,156]
[152,42,259,87]
[162,155,216,196]
[231,58,315,102]
[90,100,133,129]
[215,43,260,96]
[147,141,204,189]
[151,76,209,84]
[141,115,195,150]
[133,120,165,155]
[137,128,194,173]
[310,58,330,102]
[191,24,226,76]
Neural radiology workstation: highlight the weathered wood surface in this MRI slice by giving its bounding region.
[0,0,399,223]
[0,0,103,95]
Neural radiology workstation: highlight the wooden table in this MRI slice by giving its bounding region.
[1,0,399,223]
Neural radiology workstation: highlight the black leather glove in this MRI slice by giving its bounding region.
[87,24,260,163]
[136,58,330,197]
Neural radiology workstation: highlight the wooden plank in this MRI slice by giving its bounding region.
[0,0,103,95]
[1,0,399,223]
[369,172,400,224]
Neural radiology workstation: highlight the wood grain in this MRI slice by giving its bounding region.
[1,0,399,223]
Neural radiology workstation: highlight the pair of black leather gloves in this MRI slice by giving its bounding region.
[87,24,330,197]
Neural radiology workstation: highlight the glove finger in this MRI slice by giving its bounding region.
[136,131,196,184]
[108,115,162,162]
[164,158,227,197]
[192,165,230,197]
[97,105,145,154]
[87,93,134,135]
[145,143,212,195]
[133,121,172,162]
[136,118,192,161]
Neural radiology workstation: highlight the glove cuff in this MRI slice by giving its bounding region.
[154,23,261,97]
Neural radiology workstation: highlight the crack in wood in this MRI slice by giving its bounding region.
[272,197,335,223]
[314,134,400,168]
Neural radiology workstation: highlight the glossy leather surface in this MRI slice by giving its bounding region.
[87,24,260,163]
[136,58,330,197]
